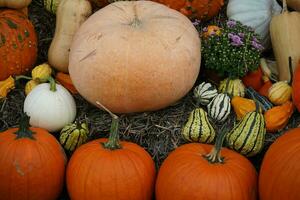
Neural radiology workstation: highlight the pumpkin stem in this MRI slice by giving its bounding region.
[282,0,288,13]
[15,75,32,81]
[96,101,121,150]
[47,76,57,92]
[204,122,230,164]
[288,56,294,84]
[14,113,35,140]
[129,3,142,27]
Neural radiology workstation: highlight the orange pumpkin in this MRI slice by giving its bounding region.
[0,114,66,200]
[259,127,300,200]
[66,102,156,200]
[0,9,37,81]
[156,127,257,200]
[69,1,201,113]
[242,66,264,91]
[153,0,224,20]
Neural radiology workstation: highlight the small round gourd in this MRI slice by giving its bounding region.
[219,78,245,97]
[193,82,218,105]
[207,93,231,122]
[24,78,76,132]
[268,81,292,105]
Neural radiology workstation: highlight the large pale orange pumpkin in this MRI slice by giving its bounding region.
[0,9,38,81]
[0,114,66,200]
[259,127,300,200]
[152,0,224,20]
[69,1,201,113]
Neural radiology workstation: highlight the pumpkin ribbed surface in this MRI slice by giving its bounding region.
[156,143,257,200]
[0,9,37,81]
[69,1,201,113]
[66,138,156,200]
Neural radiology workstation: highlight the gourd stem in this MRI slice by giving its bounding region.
[205,128,227,164]
[282,0,288,13]
[15,75,32,81]
[96,101,121,150]
[47,76,57,92]
[14,113,35,140]
[288,56,293,84]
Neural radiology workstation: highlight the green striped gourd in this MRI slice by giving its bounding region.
[207,93,231,122]
[59,120,89,152]
[219,78,245,97]
[44,0,60,14]
[246,87,273,112]
[193,82,218,105]
[226,105,266,157]
[182,108,215,143]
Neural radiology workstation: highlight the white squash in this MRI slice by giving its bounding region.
[24,78,76,132]
[227,0,282,49]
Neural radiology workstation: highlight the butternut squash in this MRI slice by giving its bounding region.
[48,0,92,72]
[270,0,300,81]
[0,0,31,9]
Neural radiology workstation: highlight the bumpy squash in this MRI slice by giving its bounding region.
[25,79,39,95]
[0,9,38,81]
[48,0,92,72]
[182,108,215,143]
[193,82,218,105]
[207,93,231,122]
[270,0,300,81]
[219,78,245,97]
[231,96,256,120]
[31,63,53,82]
[69,1,201,113]
[0,76,15,98]
[152,0,224,21]
[0,0,32,9]
[264,101,294,132]
[226,105,266,157]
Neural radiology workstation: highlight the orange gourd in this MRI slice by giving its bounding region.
[292,60,300,111]
[259,127,300,200]
[264,101,294,132]
[0,9,37,81]
[0,76,15,98]
[242,66,264,91]
[152,0,224,20]
[231,96,256,120]
[66,102,156,200]
[156,127,257,200]
[0,114,66,200]
[55,72,78,94]
[258,76,273,97]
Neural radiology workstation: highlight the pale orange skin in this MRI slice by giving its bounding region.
[0,127,67,200]
[156,143,258,200]
[153,0,224,20]
[66,138,156,200]
[259,127,300,200]
[0,10,37,81]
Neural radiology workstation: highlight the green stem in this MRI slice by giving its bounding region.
[96,101,121,150]
[47,76,56,92]
[15,75,32,81]
[14,113,35,140]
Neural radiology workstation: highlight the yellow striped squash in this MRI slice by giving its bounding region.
[182,108,215,143]
[219,78,245,97]
[226,108,266,157]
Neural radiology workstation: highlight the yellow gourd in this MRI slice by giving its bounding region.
[31,63,53,82]
[48,0,92,72]
[231,96,256,120]
[0,76,15,98]
[25,79,40,95]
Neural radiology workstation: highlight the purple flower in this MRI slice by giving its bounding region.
[228,33,243,46]
[238,33,245,38]
[192,19,201,26]
[227,20,236,28]
[251,40,264,51]
[252,37,259,43]
[202,27,208,32]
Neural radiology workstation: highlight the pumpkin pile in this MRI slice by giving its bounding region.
[1,0,300,199]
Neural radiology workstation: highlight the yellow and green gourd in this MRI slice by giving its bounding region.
[59,120,89,152]
[219,78,245,97]
[182,108,216,143]
[44,0,60,14]
[226,104,266,157]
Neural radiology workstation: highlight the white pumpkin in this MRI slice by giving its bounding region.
[24,80,76,132]
[227,0,282,48]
